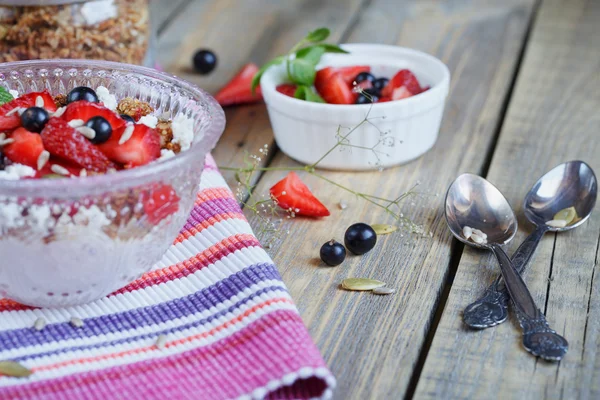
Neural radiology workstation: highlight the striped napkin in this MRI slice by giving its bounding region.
[0,155,335,400]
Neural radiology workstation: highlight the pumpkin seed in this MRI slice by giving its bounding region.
[553,207,577,225]
[371,224,397,235]
[0,361,32,378]
[342,278,385,291]
[546,219,567,228]
[372,287,396,295]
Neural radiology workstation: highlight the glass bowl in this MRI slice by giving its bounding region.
[0,59,225,308]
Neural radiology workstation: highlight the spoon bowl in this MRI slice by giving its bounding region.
[524,160,597,232]
[445,173,518,248]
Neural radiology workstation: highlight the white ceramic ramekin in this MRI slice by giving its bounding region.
[261,44,450,170]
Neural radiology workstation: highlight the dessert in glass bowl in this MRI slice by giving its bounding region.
[0,59,225,308]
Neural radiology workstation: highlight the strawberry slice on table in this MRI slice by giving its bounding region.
[215,63,263,107]
[41,117,116,172]
[142,183,180,225]
[0,91,56,131]
[276,84,298,98]
[98,124,160,167]
[62,101,126,130]
[381,69,423,97]
[269,171,330,217]
[314,70,356,105]
[2,127,44,168]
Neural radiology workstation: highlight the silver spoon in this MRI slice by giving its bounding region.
[463,161,597,329]
[445,173,568,361]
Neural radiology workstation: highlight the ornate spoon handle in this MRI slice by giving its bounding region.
[463,225,548,329]
[489,243,568,361]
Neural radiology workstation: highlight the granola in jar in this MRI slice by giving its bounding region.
[0,0,151,65]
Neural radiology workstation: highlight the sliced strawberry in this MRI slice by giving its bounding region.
[41,117,116,172]
[0,91,56,131]
[336,66,371,85]
[98,124,160,167]
[381,69,423,97]
[391,86,414,101]
[379,96,392,103]
[269,171,330,217]
[35,158,84,178]
[142,183,180,225]
[215,63,263,106]
[315,71,356,105]
[3,128,44,168]
[63,101,126,131]
[276,84,298,98]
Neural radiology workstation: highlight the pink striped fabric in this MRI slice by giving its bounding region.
[0,154,335,400]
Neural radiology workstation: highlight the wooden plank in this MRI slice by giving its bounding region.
[156,0,367,189]
[415,0,600,398]
[151,0,190,31]
[239,1,536,398]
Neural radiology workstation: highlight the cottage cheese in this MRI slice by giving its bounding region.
[171,114,195,151]
[96,86,118,111]
[139,114,158,129]
[0,164,36,180]
[8,89,18,98]
[158,149,176,161]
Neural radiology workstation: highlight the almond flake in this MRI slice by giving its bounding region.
[0,138,14,146]
[470,233,486,244]
[372,287,396,295]
[119,123,135,145]
[338,201,348,210]
[5,107,22,117]
[462,226,473,239]
[52,106,66,118]
[79,169,87,177]
[342,278,386,291]
[546,219,567,228]
[35,95,44,107]
[51,164,70,176]
[76,126,96,140]
[155,334,167,349]
[67,119,84,128]
[37,150,50,171]
[553,207,577,225]
[70,317,84,328]
[33,317,46,331]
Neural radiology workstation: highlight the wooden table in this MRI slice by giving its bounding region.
[155,1,600,398]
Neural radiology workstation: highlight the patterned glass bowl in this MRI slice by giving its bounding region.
[0,59,225,308]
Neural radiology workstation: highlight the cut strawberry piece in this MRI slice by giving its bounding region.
[381,69,423,97]
[336,66,371,85]
[3,128,44,168]
[276,84,298,98]
[391,86,414,101]
[0,91,56,131]
[98,124,160,167]
[142,183,180,225]
[35,158,84,178]
[215,63,263,106]
[379,96,392,103]
[314,71,356,105]
[41,117,116,172]
[63,101,126,131]
[269,171,330,217]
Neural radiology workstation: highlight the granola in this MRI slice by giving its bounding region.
[116,97,154,120]
[0,0,150,64]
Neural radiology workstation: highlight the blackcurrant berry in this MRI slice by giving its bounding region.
[354,72,375,84]
[120,114,135,123]
[344,223,377,255]
[67,86,99,104]
[85,116,112,144]
[320,239,346,266]
[373,77,389,91]
[20,106,49,132]
[193,49,218,75]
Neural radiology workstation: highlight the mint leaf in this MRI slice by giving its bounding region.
[288,59,317,86]
[306,27,330,43]
[294,85,325,103]
[0,87,14,105]
[295,46,326,65]
[317,44,348,54]
[251,55,285,93]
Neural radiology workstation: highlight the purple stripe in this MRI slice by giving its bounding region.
[12,284,287,362]
[183,197,242,231]
[0,263,283,352]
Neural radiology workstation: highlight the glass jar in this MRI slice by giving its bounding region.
[0,0,153,65]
